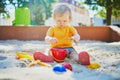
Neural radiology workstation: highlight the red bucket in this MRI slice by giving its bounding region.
[50,48,67,63]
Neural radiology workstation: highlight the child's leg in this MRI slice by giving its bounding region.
[33,52,54,62]
[66,48,90,65]
[66,48,79,63]
[78,51,90,65]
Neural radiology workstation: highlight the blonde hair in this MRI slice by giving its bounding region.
[53,4,72,20]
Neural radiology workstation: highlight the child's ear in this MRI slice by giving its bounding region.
[69,14,72,22]
[69,17,72,22]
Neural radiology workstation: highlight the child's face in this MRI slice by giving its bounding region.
[54,11,71,27]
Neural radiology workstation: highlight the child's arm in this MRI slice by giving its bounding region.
[45,35,58,44]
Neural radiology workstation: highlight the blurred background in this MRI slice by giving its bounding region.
[0,0,120,26]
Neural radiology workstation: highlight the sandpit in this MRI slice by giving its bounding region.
[0,40,120,80]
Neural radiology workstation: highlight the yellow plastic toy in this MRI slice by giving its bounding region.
[16,52,34,61]
[88,62,101,69]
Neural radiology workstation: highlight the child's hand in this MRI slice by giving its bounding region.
[45,36,57,44]
[49,37,58,44]
[71,34,80,45]
[71,36,79,44]
[71,36,79,43]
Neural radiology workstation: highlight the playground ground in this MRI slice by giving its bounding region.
[0,40,120,80]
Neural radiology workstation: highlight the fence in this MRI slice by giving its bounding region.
[0,26,119,42]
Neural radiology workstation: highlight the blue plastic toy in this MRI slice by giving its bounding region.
[53,64,66,74]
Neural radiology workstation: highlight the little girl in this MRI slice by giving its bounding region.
[34,4,90,65]
[45,4,80,63]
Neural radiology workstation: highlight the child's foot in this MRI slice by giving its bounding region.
[33,52,54,62]
[78,51,90,65]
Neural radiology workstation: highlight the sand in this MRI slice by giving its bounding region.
[0,40,120,80]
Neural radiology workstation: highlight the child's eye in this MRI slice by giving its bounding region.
[64,20,67,22]
[57,20,61,22]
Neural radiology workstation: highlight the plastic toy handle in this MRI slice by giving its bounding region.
[29,60,52,67]
[37,60,52,67]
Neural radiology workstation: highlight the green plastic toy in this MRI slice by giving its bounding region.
[13,7,30,26]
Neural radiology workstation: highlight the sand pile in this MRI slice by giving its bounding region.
[0,40,120,80]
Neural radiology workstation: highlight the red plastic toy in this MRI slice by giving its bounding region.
[50,48,67,63]
[78,51,90,65]
[62,62,72,71]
